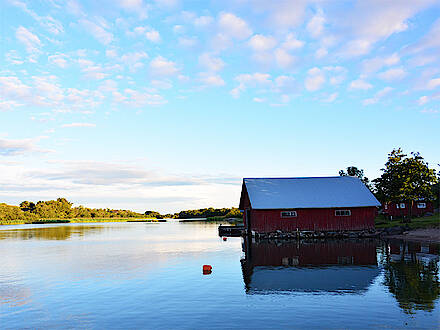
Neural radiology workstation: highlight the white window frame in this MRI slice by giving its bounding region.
[281,211,297,218]
[399,203,406,209]
[335,210,351,216]
[384,204,388,210]
[417,202,426,209]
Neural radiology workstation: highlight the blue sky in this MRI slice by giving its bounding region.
[1,0,439,213]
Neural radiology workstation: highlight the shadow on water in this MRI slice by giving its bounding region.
[241,238,381,295]
[382,240,440,314]
[0,224,108,241]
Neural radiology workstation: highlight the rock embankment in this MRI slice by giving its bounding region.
[250,227,440,243]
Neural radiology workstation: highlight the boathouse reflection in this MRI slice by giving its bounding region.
[241,238,380,294]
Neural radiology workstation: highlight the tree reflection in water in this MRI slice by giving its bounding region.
[0,225,107,241]
[383,241,440,314]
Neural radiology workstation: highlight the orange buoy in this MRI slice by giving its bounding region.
[202,265,212,275]
[223,237,227,241]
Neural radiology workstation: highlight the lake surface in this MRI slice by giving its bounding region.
[0,222,439,329]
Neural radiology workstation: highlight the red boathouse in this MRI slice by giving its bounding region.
[239,176,380,233]
[382,201,434,218]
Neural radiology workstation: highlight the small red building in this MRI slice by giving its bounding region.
[382,201,434,218]
[239,176,380,233]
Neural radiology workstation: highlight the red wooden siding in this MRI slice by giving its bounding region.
[246,207,376,233]
[249,240,377,266]
[382,201,434,217]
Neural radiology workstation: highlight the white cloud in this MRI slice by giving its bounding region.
[426,77,440,90]
[210,33,232,51]
[248,34,277,52]
[199,53,225,72]
[16,26,41,55]
[407,18,440,53]
[62,123,96,128]
[407,55,437,67]
[324,66,347,86]
[261,1,308,29]
[173,25,184,34]
[340,0,436,56]
[0,137,50,156]
[199,73,225,87]
[420,108,439,114]
[349,79,373,90]
[307,8,325,38]
[272,75,297,95]
[82,65,109,80]
[146,29,161,42]
[218,12,252,40]
[150,56,179,76]
[79,19,113,45]
[230,73,271,98]
[274,48,295,69]
[151,80,173,89]
[194,16,213,27]
[121,51,149,72]
[362,53,400,74]
[106,49,118,58]
[5,50,24,65]
[48,54,68,68]
[363,87,393,105]
[118,0,148,18]
[0,100,24,111]
[178,36,198,48]
[281,33,304,50]
[418,96,429,105]
[10,1,64,34]
[119,89,166,106]
[305,67,325,91]
[253,97,265,103]
[323,93,338,103]
[155,0,179,9]
[315,47,327,59]
[378,67,407,81]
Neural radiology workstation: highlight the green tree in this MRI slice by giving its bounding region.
[339,166,372,190]
[19,201,36,212]
[373,149,438,220]
[144,211,163,219]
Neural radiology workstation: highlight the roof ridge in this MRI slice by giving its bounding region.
[244,176,357,180]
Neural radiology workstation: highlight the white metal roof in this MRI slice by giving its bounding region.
[249,266,380,293]
[243,176,380,209]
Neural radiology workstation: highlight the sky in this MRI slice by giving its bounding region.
[0,0,439,213]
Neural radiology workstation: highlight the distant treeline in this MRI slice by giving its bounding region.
[0,198,145,224]
[0,198,243,224]
[174,207,242,219]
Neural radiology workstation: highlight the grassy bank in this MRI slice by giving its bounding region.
[375,214,440,230]
[0,217,160,226]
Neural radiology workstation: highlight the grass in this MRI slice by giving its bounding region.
[0,217,159,226]
[375,214,440,229]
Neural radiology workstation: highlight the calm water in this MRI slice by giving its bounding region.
[0,222,439,329]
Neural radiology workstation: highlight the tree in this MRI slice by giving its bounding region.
[144,211,163,219]
[373,149,438,220]
[339,166,372,190]
[19,201,36,212]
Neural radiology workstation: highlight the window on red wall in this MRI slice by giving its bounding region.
[417,202,426,208]
[281,211,297,218]
[335,210,351,216]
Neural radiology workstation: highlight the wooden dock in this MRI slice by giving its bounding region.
[218,225,245,237]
